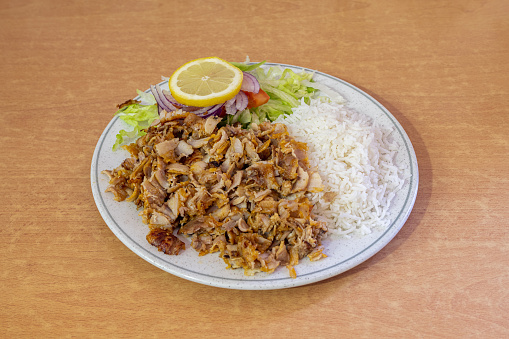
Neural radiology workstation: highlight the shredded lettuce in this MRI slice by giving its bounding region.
[225,66,321,127]
[136,89,157,105]
[112,102,158,151]
[230,60,266,72]
[245,66,319,123]
[227,62,346,127]
[300,80,345,103]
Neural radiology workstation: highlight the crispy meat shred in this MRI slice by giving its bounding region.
[117,99,141,109]
[103,110,327,277]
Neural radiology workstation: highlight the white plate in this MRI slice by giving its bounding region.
[91,63,418,290]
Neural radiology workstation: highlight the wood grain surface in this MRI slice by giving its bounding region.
[1,0,508,337]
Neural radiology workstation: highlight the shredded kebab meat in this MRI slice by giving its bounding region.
[102,110,328,277]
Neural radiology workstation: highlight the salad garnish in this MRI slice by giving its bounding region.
[111,57,344,150]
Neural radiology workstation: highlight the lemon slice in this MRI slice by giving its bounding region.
[169,57,243,107]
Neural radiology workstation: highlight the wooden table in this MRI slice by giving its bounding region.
[2,0,508,337]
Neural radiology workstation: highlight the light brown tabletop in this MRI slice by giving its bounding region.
[2,0,508,337]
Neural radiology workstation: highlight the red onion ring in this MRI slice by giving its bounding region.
[240,72,260,94]
[226,107,236,115]
[225,97,236,107]
[151,85,176,112]
[161,88,218,115]
[150,85,166,111]
[162,89,180,106]
[155,85,177,111]
[202,103,225,118]
[225,95,237,115]
[235,91,248,111]
[151,78,253,118]
[188,105,215,115]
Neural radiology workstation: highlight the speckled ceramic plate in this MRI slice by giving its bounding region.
[91,63,418,290]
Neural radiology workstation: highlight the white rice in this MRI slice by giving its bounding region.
[275,98,406,237]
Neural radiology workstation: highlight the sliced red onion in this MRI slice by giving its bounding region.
[155,84,177,111]
[185,102,220,115]
[161,89,216,114]
[225,96,236,106]
[202,103,225,118]
[162,89,180,106]
[190,107,210,115]
[151,80,249,118]
[151,85,176,112]
[240,72,260,94]
[225,96,237,115]
[225,105,237,115]
[150,85,165,111]
[235,91,248,111]
[224,91,249,115]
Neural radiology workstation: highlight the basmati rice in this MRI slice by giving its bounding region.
[275,98,406,237]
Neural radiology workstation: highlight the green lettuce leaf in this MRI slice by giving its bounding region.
[112,103,158,151]
[136,89,157,105]
[243,66,319,122]
[230,60,266,72]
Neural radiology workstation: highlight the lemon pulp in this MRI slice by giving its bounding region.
[169,57,243,107]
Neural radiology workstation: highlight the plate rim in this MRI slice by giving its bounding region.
[91,62,419,290]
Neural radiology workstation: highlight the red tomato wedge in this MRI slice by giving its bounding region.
[244,89,270,109]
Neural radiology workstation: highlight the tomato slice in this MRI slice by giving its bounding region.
[244,89,270,109]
